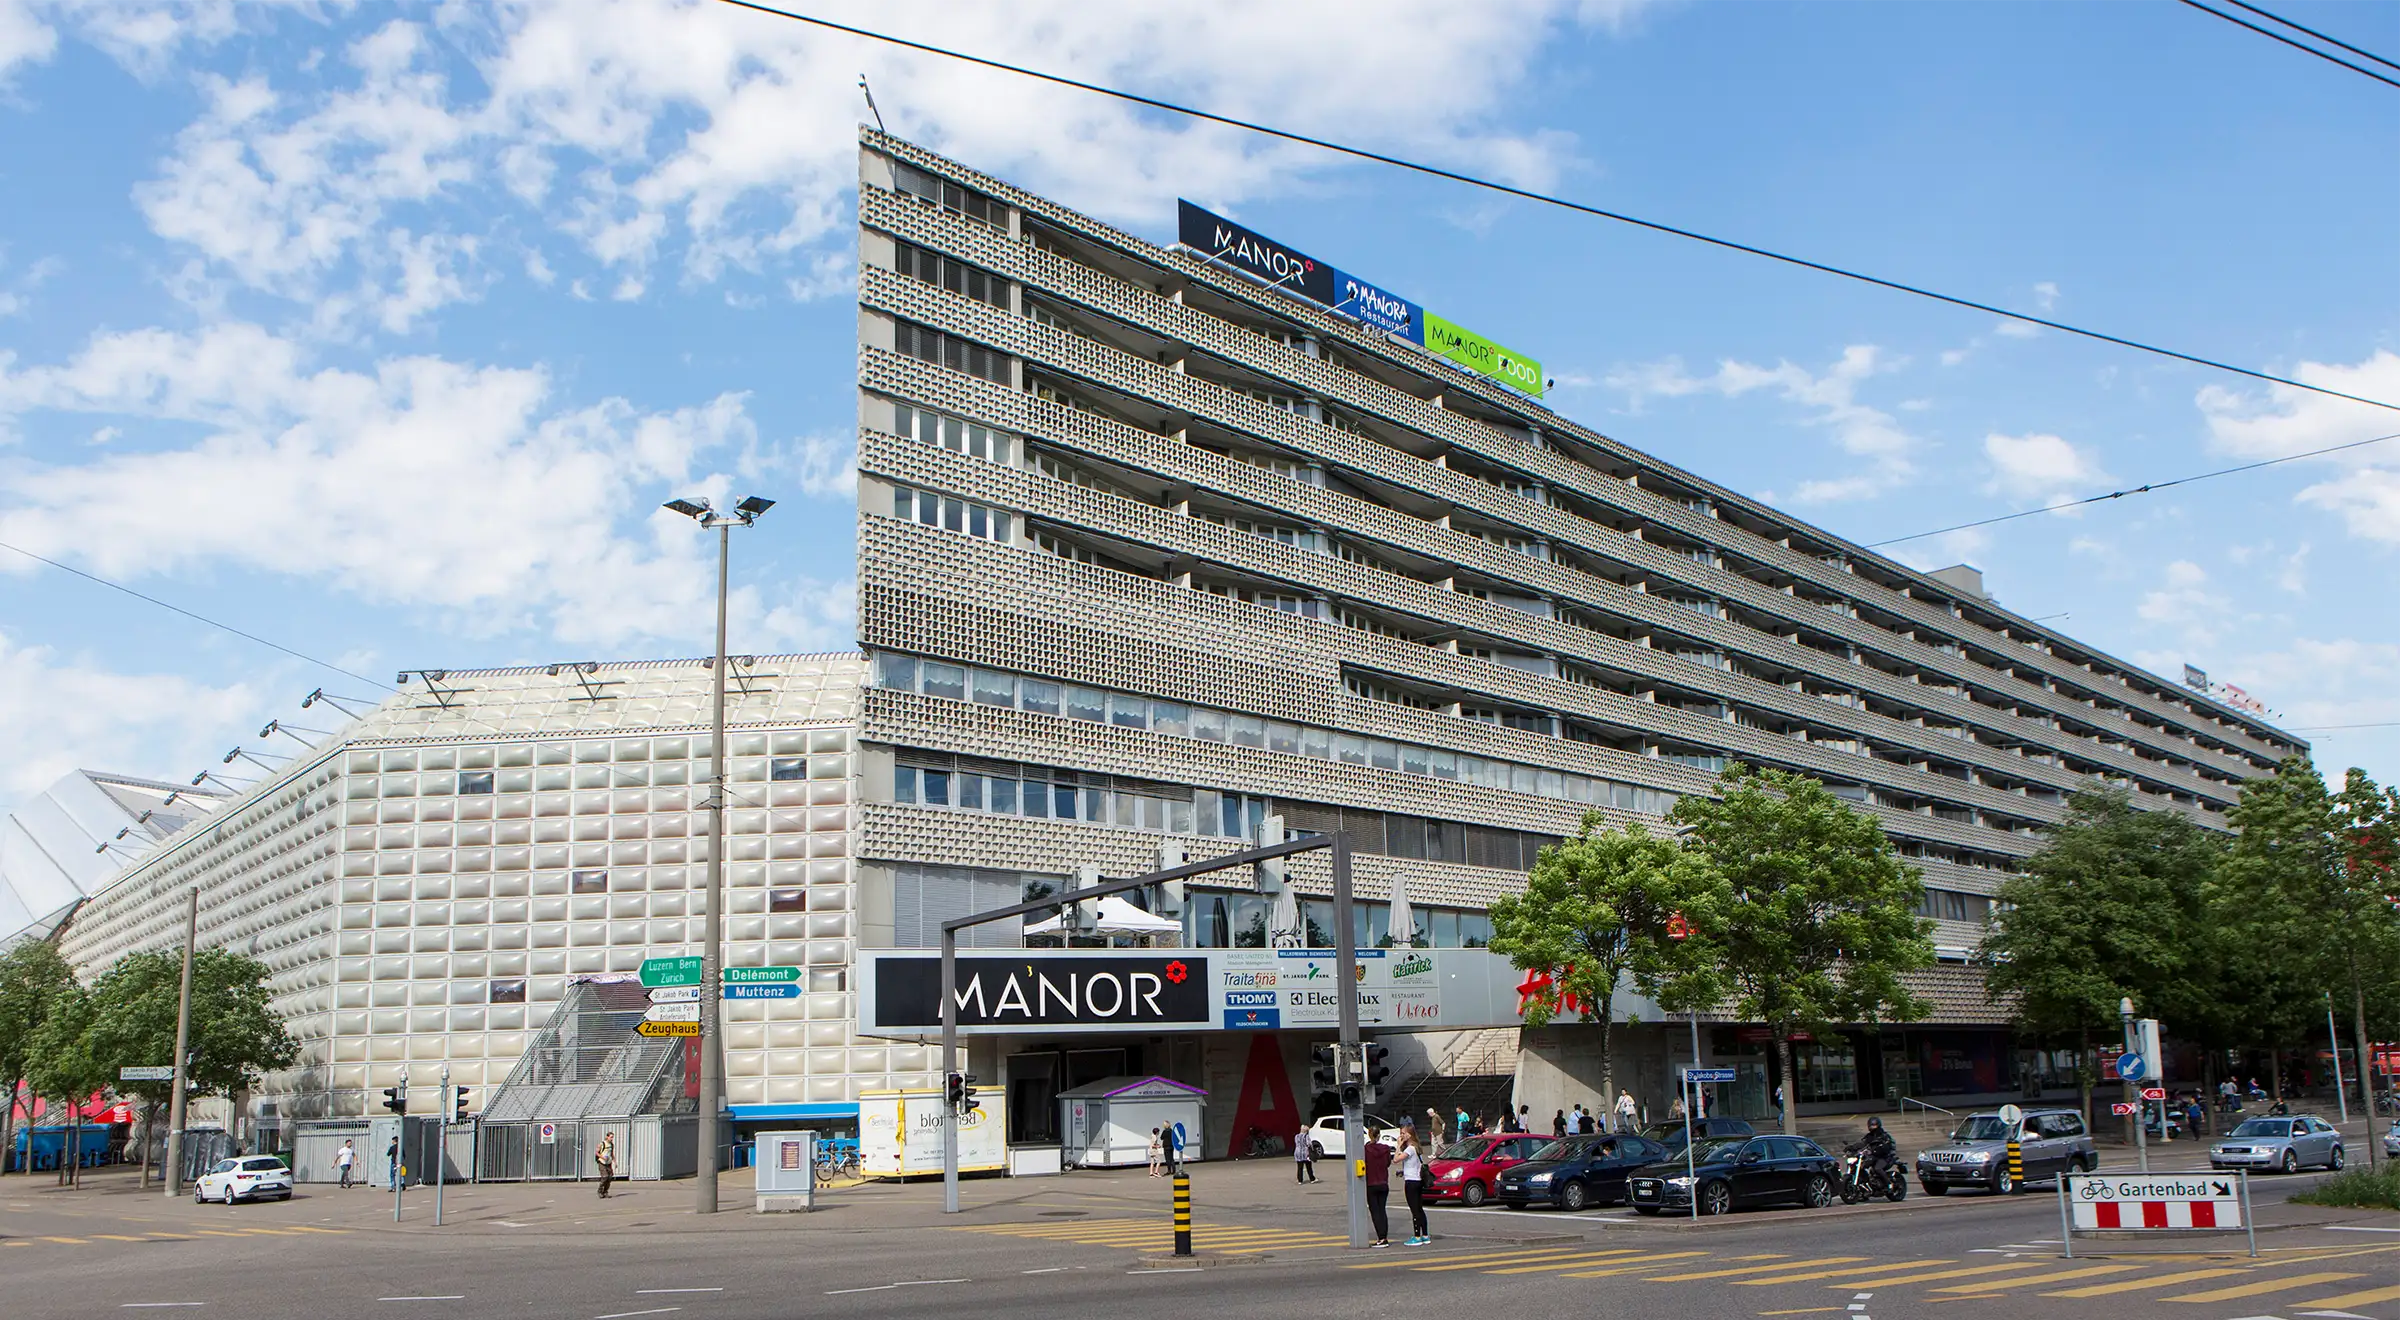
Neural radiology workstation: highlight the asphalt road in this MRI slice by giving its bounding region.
[5,1158,2394,1320]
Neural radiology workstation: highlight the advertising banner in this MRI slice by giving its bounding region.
[870,953,1212,1031]
[1331,268,1421,339]
[1178,201,1336,306]
[1422,312,1544,396]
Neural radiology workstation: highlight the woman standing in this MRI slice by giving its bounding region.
[1398,1123,1430,1246]
[1146,1127,1164,1177]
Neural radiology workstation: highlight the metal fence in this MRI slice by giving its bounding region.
[476,1115,701,1182]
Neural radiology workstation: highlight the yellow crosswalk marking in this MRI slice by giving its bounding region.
[1486,1250,1682,1276]
[1652,1258,1869,1282]
[283,1226,347,1234]
[235,1227,307,1235]
[187,1230,249,1238]
[94,1234,148,1241]
[1347,1246,1571,1270]
[2163,1271,2363,1303]
[1558,1251,1712,1279]
[2293,1283,2400,1309]
[2043,1268,2248,1298]
[146,1234,191,1240]
[1733,1259,1952,1286]
[2,1241,27,1248]
[1823,1263,2051,1289]
[41,1237,87,1244]
[1404,1248,1638,1273]
[1930,1264,2141,1292]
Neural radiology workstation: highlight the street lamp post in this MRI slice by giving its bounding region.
[663,494,775,1216]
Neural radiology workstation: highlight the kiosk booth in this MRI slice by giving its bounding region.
[1058,1076,1207,1169]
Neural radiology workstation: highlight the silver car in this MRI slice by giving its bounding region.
[2210,1115,2345,1173]
[2380,1119,2398,1159]
[1915,1108,2097,1194]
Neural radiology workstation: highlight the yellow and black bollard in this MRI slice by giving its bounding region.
[2006,1137,2024,1193]
[1172,1171,1193,1257]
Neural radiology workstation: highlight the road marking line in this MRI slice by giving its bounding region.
[42,1236,88,1244]
[1399,1248,1642,1273]
[146,1234,192,1241]
[592,1310,680,1319]
[2296,1310,2380,1320]
[1822,1263,2050,1289]
[120,1305,206,1309]
[95,1234,149,1241]
[377,1297,466,1302]
[1757,1310,1846,1316]
[1348,1247,1580,1270]
[1932,1265,2143,1292]
[283,1227,348,1234]
[1556,1251,1712,1278]
[2164,1273,2365,1303]
[634,1290,723,1294]
[186,1230,247,1238]
[2043,1268,2249,1298]
[824,1281,968,1296]
[1733,1254,1792,1261]
[1485,1250,1688,1276]
[1021,1268,1067,1275]
[2323,1227,2400,1234]
[1732,1260,1953,1286]
[1651,1258,1869,1282]
[2294,1285,2400,1309]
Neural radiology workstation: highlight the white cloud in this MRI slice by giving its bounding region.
[1982,430,2108,503]
[2032,281,2059,311]
[0,630,267,804]
[0,0,58,84]
[2197,349,2400,545]
[1606,344,1918,502]
[2135,559,2235,648]
[0,322,847,651]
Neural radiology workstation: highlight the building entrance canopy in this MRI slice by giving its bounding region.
[856,947,1666,1038]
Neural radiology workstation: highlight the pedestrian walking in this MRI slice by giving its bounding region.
[1669,1093,1687,1122]
[1426,1108,1444,1147]
[385,1137,401,1191]
[595,1131,617,1198]
[336,1139,356,1189]
[1615,1090,1637,1134]
[1454,1106,1471,1141]
[1362,1125,1393,1247]
[1294,1122,1316,1183]
[1552,1109,1567,1137]
[1399,1124,1430,1245]
[1513,1104,1531,1133]
[1147,1127,1164,1177]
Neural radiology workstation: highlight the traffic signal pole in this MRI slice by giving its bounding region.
[163,887,197,1199]
[940,924,959,1215]
[1330,832,1368,1250]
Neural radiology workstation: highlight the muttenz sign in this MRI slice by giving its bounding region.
[869,953,1211,1032]
[1178,201,1335,306]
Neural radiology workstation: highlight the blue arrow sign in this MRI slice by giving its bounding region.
[724,983,803,1000]
[2117,1052,2147,1082]
[1683,1067,1739,1084]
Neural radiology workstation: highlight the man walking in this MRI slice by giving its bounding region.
[336,1139,356,1189]
[385,1136,401,1191]
[1361,1124,1393,1248]
[1294,1122,1316,1184]
[595,1131,618,1198]
[1615,1090,1637,1135]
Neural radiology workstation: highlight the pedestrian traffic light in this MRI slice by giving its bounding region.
[1362,1042,1391,1105]
[453,1086,471,1122]
[381,1085,406,1115]
[1310,1044,1339,1093]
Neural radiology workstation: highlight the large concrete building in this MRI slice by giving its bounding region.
[47,130,2301,1164]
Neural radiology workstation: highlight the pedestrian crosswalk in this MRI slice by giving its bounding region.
[0,1225,347,1251]
[951,1217,1349,1255]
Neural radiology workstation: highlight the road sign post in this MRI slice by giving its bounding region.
[2060,1171,2254,1258]
[120,1066,175,1082]
[637,1021,701,1038]
[1683,1068,1736,1220]
[640,955,705,988]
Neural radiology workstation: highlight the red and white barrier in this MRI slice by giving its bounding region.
[2072,1196,2242,1229]
[2061,1172,2254,1257]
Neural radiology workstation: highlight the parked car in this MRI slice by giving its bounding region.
[194,1155,293,1204]
[1915,1109,2096,1195]
[1303,1114,1399,1161]
[1640,1117,1757,1158]
[1426,1133,1550,1207]
[1494,1133,1672,1211]
[1626,1134,1841,1216]
[2382,1119,2399,1159]
[2211,1115,2345,1173]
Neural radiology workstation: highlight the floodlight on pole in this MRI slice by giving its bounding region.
[660,491,774,1214]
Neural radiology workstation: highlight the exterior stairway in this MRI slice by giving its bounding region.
[1379,1028,1520,1132]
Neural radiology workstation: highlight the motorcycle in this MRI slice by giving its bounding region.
[1839,1146,1908,1203]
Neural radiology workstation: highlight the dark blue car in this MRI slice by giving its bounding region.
[1628,1134,1842,1216]
[1493,1134,1671,1211]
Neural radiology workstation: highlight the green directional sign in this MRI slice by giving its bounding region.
[640,955,705,988]
[723,966,802,984]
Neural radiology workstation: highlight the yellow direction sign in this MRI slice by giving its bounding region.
[636,1020,700,1038]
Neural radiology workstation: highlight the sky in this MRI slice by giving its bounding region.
[0,0,2394,817]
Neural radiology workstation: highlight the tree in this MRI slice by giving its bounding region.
[1489,814,1730,1118]
[1669,765,1936,1133]
[22,978,101,1186]
[1979,787,2221,1130]
[2217,758,2347,1101]
[0,941,79,1178]
[83,947,298,1144]
[2328,769,2400,1169]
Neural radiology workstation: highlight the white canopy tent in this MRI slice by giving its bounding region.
[1024,895,1181,937]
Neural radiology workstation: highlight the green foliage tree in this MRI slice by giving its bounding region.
[2328,769,2400,1169]
[1489,814,1731,1115]
[1979,787,2222,1128]
[1669,765,1936,1133]
[22,978,102,1185]
[0,941,80,1177]
[2217,758,2346,1099]
[83,947,298,1118]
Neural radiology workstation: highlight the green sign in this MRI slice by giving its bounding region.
[723,966,802,984]
[1422,312,1543,396]
[640,955,705,988]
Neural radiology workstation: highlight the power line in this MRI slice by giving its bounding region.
[2221,0,2400,72]
[2286,721,2400,733]
[711,0,2400,418]
[1865,430,2400,547]
[2177,0,2400,88]
[0,537,395,691]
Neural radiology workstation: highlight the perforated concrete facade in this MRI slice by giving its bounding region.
[850,130,2302,962]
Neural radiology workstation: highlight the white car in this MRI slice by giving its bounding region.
[195,1155,294,1204]
[1305,1115,1400,1160]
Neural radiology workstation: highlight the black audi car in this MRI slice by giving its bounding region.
[1493,1133,1670,1211]
[1626,1134,1842,1216]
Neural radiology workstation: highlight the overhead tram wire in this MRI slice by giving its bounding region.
[2286,722,2400,733]
[2221,0,2400,72]
[713,0,2400,417]
[1865,429,2400,548]
[2175,0,2400,89]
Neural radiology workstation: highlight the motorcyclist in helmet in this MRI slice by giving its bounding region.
[1846,1116,1900,1192]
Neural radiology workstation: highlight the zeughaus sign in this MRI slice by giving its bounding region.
[1422,313,1543,396]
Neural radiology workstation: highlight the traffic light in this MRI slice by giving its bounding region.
[452,1086,471,1122]
[1310,1044,1339,1093]
[381,1085,406,1116]
[960,1075,981,1116]
[944,1071,965,1110]
[1362,1042,1392,1105]
[1255,814,1285,894]
[1339,1082,1362,1111]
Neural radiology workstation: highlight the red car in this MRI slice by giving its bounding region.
[1425,1133,1551,1207]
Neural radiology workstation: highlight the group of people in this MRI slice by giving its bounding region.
[1144,1123,1187,1177]
[1549,1090,1646,1137]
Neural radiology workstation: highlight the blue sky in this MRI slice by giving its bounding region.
[0,0,2393,812]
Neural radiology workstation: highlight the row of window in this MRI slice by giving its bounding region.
[871,652,1681,816]
[896,319,1009,384]
[894,239,1008,309]
[892,484,1015,543]
[346,731,850,774]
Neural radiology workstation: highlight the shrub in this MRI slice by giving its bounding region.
[2290,1164,2400,1211]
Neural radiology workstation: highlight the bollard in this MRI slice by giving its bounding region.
[1172,1171,1193,1257]
[2006,1137,2023,1193]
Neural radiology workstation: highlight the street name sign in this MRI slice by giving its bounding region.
[640,955,704,988]
[120,1065,176,1082]
[636,1020,700,1038]
[648,985,702,1004]
[724,983,803,1000]
[644,1002,702,1024]
[723,966,801,984]
[1683,1067,1738,1084]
